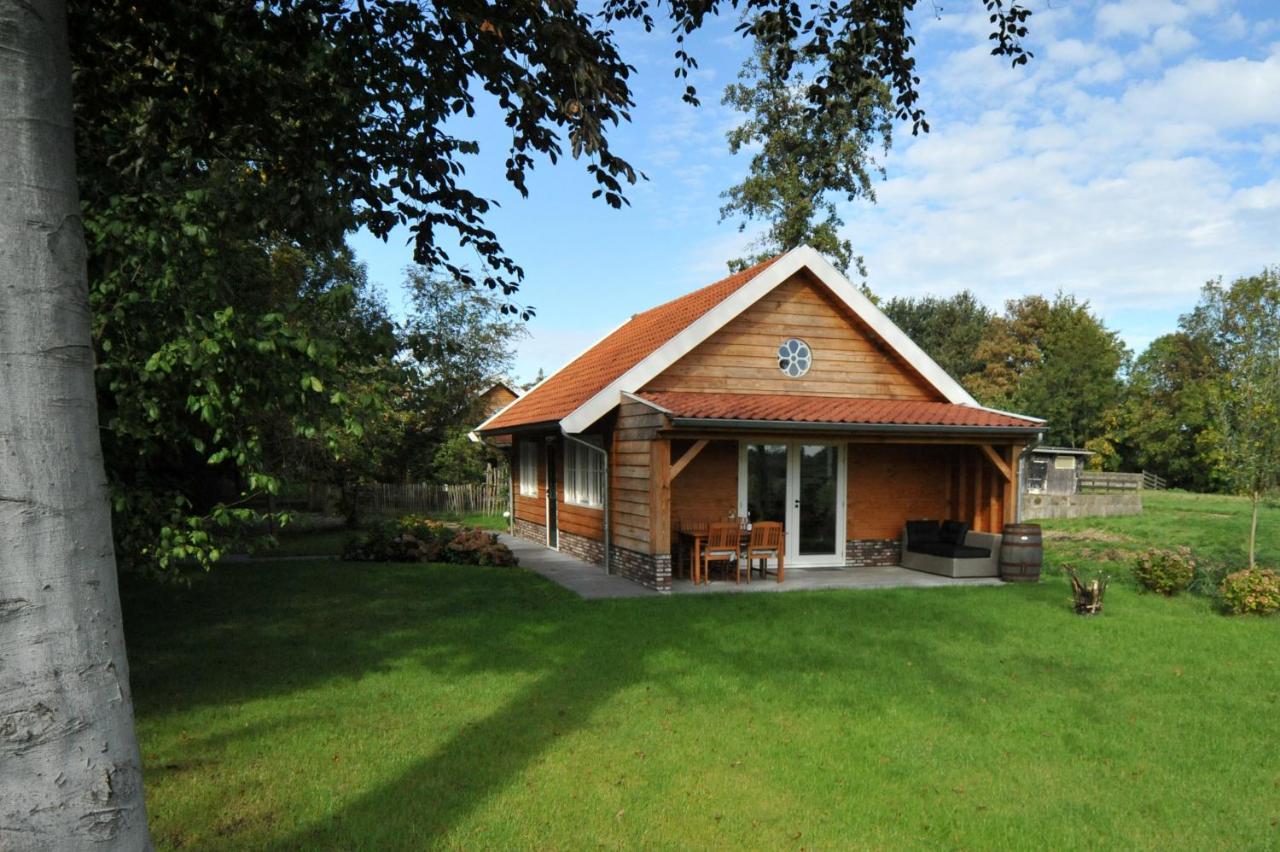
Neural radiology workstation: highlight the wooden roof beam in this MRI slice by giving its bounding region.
[980,443,1013,481]
[669,439,709,483]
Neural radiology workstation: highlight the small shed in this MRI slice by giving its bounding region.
[1024,447,1094,495]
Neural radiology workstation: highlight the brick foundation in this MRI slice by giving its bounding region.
[513,518,671,592]
[609,544,672,592]
[558,529,605,567]
[846,538,901,567]
[513,518,547,545]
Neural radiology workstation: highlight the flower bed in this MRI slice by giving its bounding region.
[342,516,517,567]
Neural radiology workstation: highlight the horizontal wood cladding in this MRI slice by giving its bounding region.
[643,272,937,400]
[848,444,955,540]
[610,400,663,554]
[557,500,603,540]
[670,439,738,527]
[849,443,1014,539]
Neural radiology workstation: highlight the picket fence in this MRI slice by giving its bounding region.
[360,468,510,516]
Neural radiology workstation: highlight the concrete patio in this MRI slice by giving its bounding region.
[501,533,1004,599]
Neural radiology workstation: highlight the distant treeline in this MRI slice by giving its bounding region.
[882,268,1280,495]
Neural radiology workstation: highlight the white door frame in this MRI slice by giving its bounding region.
[737,440,848,568]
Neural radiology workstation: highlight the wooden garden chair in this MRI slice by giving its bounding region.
[677,519,708,583]
[746,522,784,583]
[701,522,741,584]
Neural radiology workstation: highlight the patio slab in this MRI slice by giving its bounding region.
[499,534,658,599]
[502,533,1004,599]
[670,563,1005,594]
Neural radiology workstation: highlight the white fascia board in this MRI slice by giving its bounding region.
[972,403,1047,425]
[561,245,984,433]
[621,391,671,415]
[474,314,634,433]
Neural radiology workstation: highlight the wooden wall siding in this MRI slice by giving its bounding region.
[670,439,738,527]
[512,438,546,526]
[940,445,1015,534]
[644,271,938,400]
[479,385,519,417]
[847,444,954,540]
[610,400,665,554]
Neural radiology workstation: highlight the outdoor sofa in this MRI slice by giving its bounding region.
[901,519,1002,579]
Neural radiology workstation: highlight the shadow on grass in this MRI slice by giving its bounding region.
[124,561,1106,847]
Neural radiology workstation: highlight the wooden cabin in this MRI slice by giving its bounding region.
[477,380,523,419]
[1024,446,1094,495]
[477,246,1045,591]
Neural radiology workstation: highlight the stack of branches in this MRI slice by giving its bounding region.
[1064,565,1109,616]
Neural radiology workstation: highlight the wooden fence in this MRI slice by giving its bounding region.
[360,468,510,516]
[1080,470,1167,492]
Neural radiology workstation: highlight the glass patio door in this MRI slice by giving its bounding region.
[739,441,847,568]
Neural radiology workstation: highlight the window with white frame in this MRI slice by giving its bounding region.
[564,436,605,508]
[518,440,538,497]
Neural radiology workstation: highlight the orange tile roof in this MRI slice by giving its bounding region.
[480,256,782,432]
[637,391,1043,430]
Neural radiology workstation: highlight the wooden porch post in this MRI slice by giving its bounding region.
[1003,444,1018,525]
[972,450,984,532]
[650,438,671,557]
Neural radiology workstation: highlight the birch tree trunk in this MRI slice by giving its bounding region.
[0,0,151,846]
[1249,491,1259,571]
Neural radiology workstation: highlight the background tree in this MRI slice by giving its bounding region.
[965,294,1127,449]
[720,38,892,274]
[432,430,493,484]
[1116,331,1221,490]
[389,269,526,483]
[881,291,993,383]
[1183,270,1280,568]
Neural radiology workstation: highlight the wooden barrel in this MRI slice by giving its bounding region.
[1000,523,1043,582]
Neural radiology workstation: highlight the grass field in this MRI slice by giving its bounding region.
[124,491,1278,849]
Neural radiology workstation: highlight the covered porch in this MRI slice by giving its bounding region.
[638,392,1040,583]
[502,532,1002,599]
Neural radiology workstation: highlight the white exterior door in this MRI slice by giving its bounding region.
[739,441,847,568]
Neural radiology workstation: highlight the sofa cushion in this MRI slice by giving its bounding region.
[908,542,992,559]
[939,520,970,545]
[905,520,940,544]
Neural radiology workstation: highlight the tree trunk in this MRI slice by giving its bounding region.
[0,1,151,847]
[1249,490,1260,571]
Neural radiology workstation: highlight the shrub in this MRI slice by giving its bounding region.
[341,515,516,567]
[1219,568,1280,616]
[1131,547,1196,596]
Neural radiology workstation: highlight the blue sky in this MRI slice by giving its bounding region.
[350,0,1280,385]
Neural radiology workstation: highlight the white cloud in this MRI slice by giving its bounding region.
[1096,0,1196,39]
[845,9,1280,352]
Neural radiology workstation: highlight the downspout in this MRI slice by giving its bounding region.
[562,430,610,575]
[1017,431,1046,523]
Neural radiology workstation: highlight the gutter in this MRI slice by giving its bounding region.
[665,416,1047,437]
[561,430,610,576]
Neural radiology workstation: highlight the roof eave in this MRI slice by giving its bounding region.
[666,416,1046,437]
[475,419,562,437]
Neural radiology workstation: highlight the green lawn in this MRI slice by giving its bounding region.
[123,491,1278,849]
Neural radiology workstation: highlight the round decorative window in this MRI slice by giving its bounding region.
[777,338,812,377]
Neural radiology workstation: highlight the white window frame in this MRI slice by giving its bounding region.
[564,436,604,508]
[518,440,538,497]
